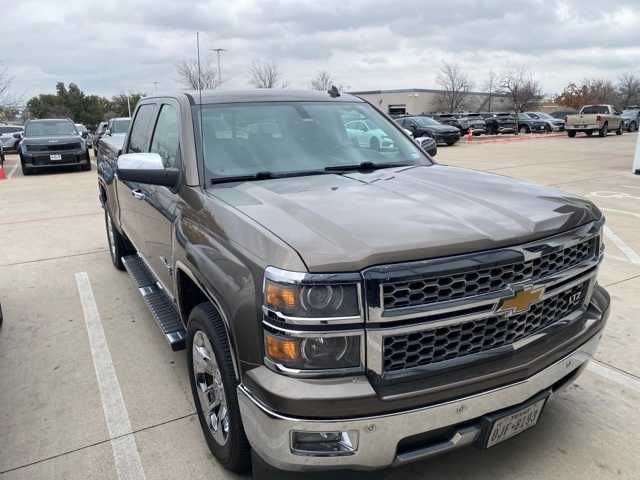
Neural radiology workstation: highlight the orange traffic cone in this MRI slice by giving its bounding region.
[0,166,6,180]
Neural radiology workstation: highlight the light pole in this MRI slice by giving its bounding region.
[210,48,227,86]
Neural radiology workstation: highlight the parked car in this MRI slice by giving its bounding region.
[515,113,548,134]
[480,112,517,135]
[524,112,565,132]
[414,134,438,156]
[345,119,396,150]
[106,117,131,136]
[549,110,577,120]
[396,115,461,145]
[565,105,623,137]
[432,113,464,132]
[19,118,91,175]
[621,108,639,132]
[75,123,92,148]
[455,112,487,135]
[93,121,108,150]
[98,89,609,474]
[96,118,131,167]
[0,124,24,152]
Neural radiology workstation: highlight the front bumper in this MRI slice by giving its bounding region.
[23,150,90,168]
[239,286,609,471]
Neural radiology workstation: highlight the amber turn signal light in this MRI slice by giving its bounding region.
[265,281,298,310]
[265,333,301,362]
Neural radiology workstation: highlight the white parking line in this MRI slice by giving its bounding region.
[603,226,640,265]
[587,360,640,393]
[601,207,640,219]
[8,161,19,178]
[75,272,147,480]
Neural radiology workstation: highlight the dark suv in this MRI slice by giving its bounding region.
[19,118,91,175]
[99,89,610,474]
[480,112,517,135]
[396,115,461,145]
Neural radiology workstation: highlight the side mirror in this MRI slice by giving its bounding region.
[116,152,179,188]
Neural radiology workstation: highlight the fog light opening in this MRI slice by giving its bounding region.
[291,430,359,457]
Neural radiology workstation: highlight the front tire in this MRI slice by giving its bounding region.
[187,303,251,473]
[630,121,638,132]
[104,209,134,270]
[519,125,529,134]
[616,124,623,136]
[567,131,576,138]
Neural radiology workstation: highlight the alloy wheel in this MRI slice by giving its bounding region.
[192,330,230,446]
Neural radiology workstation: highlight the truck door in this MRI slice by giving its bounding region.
[134,102,181,293]
[117,102,158,262]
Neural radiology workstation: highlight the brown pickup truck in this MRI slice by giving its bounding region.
[565,104,623,137]
[98,89,610,473]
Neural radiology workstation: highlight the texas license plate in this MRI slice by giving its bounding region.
[50,154,62,161]
[485,398,546,448]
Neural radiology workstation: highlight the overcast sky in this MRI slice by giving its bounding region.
[2,0,639,100]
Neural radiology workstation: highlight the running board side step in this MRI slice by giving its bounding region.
[122,255,186,351]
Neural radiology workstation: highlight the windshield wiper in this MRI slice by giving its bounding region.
[324,161,413,173]
[210,169,328,185]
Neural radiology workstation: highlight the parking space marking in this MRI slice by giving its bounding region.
[75,272,147,480]
[587,360,640,393]
[601,208,640,219]
[8,160,19,178]
[603,226,640,265]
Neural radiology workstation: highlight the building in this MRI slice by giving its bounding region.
[349,88,514,115]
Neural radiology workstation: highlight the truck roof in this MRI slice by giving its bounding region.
[149,89,363,105]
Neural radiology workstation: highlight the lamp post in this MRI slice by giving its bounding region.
[210,48,227,86]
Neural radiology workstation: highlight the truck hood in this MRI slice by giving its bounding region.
[211,165,600,272]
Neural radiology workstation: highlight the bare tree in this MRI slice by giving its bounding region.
[483,69,501,112]
[617,73,640,108]
[435,62,473,112]
[0,64,15,108]
[249,60,287,88]
[310,71,333,91]
[176,58,220,90]
[500,66,543,112]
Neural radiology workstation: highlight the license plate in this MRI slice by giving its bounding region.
[485,398,546,448]
[50,154,62,161]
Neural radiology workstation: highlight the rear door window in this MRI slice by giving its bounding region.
[127,104,156,153]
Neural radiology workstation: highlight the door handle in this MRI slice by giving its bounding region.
[132,189,147,200]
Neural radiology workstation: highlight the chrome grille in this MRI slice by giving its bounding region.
[382,282,587,372]
[382,237,596,310]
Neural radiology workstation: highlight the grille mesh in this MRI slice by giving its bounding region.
[383,282,587,372]
[382,237,596,310]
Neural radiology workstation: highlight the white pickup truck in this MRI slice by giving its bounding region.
[565,104,623,138]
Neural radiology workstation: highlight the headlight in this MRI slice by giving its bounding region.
[262,267,364,376]
[264,328,362,373]
[264,269,361,320]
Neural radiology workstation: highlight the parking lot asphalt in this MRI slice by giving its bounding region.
[1,133,639,480]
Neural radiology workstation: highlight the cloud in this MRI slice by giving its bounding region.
[1,0,638,100]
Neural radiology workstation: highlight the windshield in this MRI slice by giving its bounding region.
[0,126,22,134]
[25,120,77,137]
[413,117,440,127]
[198,101,430,181]
[581,106,609,114]
[110,119,130,134]
[623,109,639,115]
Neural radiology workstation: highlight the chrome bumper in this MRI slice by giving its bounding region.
[238,331,602,471]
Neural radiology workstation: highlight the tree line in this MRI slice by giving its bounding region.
[435,61,640,113]
[22,82,144,129]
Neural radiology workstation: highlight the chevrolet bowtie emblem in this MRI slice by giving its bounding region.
[496,287,544,315]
